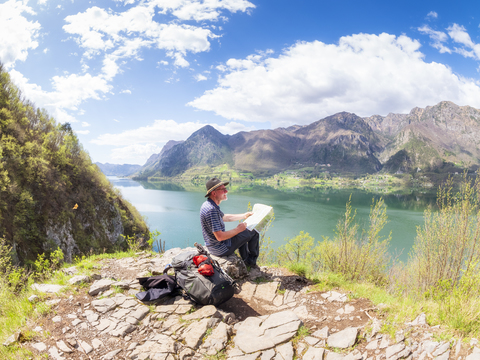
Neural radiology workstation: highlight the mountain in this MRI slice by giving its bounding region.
[136,126,232,178]
[136,101,480,178]
[0,64,149,264]
[95,162,142,176]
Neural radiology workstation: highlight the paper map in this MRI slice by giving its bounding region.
[244,203,274,233]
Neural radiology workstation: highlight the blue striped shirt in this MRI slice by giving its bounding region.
[200,199,231,256]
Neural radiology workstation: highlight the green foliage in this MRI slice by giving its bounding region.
[0,62,149,264]
[121,234,144,253]
[147,230,165,254]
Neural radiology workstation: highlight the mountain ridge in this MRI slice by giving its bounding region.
[135,101,480,178]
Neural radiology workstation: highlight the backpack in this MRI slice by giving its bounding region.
[135,274,180,302]
[165,243,236,306]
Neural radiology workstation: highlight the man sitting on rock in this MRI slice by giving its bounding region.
[200,177,260,267]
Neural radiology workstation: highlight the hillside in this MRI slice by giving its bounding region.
[0,64,149,264]
[95,162,142,177]
[135,101,480,178]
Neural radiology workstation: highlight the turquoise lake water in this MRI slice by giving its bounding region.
[110,177,436,262]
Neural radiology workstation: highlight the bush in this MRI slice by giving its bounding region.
[315,196,391,284]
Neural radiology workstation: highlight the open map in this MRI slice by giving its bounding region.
[244,203,274,233]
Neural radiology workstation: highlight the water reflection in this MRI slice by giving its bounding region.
[109,177,437,261]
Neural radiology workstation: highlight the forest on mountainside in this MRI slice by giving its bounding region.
[0,63,148,264]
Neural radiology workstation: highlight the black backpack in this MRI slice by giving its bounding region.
[165,243,236,306]
[135,274,180,302]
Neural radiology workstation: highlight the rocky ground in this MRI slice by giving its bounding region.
[7,248,480,360]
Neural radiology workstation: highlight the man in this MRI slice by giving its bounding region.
[200,177,260,267]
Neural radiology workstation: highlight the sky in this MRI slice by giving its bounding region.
[2,0,480,165]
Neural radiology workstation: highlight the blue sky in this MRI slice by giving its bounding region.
[2,0,480,165]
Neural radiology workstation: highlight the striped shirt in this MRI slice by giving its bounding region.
[200,199,231,256]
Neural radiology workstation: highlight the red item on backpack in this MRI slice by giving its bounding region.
[193,255,208,267]
[197,263,214,276]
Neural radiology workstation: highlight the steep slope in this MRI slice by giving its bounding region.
[137,125,233,178]
[0,64,148,263]
[369,101,480,172]
[292,112,383,173]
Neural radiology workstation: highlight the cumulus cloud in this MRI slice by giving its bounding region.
[9,69,112,123]
[75,130,90,135]
[418,25,451,53]
[189,33,480,126]
[98,118,255,163]
[120,89,132,94]
[427,11,438,19]
[81,121,91,127]
[195,73,207,81]
[91,119,207,146]
[0,0,40,69]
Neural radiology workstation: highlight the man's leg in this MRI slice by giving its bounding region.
[222,229,259,265]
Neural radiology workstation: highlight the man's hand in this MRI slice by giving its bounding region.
[244,212,254,220]
[237,222,247,232]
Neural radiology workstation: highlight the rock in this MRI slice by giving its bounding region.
[31,342,47,352]
[62,266,78,275]
[92,338,104,349]
[261,349,276,360]
[103,349,122,359]
[202,322,231,355]
[379,335,390,349]
[327,327,358,348]
[276,342,294,360]
[48,346,64,360]
[366,339,379,350]
[182,305,221,321]
[3,331,20,346]
[435,351,450,360]
[209,252,248,279]
[432,343,450,356]
[322,291,347,302]
[239,282,257,300]
[466,352,480,360]
[68,275,90,285]
[79,340,94,354]
[56,340,73,353]
[326,351,345,360]
[407,313,427,326]
[255,281,279,302]
[386,342,405,359]
[305,336,320,346]
[31,283,65,294]
[312,326,329,339]
[182,318,212,349]
[28,295,39,303]
[52,315,62,323]
[88,279,115,296]
[131,305,150,320]
[303,347,325,360]
[91,298,117,313]
[234,310,302,354]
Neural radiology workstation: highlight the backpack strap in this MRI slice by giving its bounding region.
[163,263,173,275]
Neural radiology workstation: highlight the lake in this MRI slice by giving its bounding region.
[109,177,437,261]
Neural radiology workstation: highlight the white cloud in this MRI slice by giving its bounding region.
[447,24,480,60]
[120,89,132,94]
[0,0,40,69]
[427,11,438,19]
[111,143,163,163]
[9,69,112,123]
[81,121,91,127]
[154,0,255,22]
[43,48,49,54]
[188,33,480,126]
[75,130,90,135]
[113,119,120,122]
[91,119,206,145]
[418,25,451,53]
[195,73,207,81]
[92,118,255,147]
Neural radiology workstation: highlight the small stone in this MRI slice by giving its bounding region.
[303,347,325,360]
[56,340,73,353]
[52,315,62,323]
[31,342,47,352]
[91,338,104,349]
[327,327,358,348]
[79,340,93,354]
[103,349,122,359]
[312,326,329,339]
[28,295,39,303]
